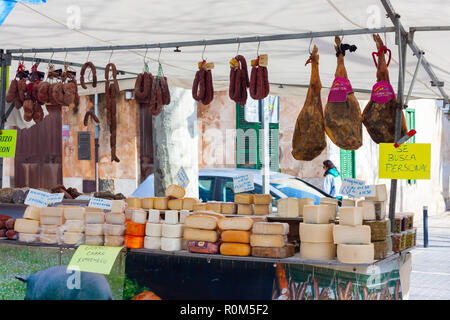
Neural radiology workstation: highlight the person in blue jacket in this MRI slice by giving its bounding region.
[322,160,342,198]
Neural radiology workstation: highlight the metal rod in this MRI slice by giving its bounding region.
[405,51,424,106]
[0,50,8,189]
[6,27,396,54]
[10,55,136,76]
[410,26,450,32]
[423,205,429,248]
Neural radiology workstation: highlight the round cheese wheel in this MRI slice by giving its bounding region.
[63,220,84,233]
[145,223,162,237]
[220,243,251,256]
[299,223,334,243]
[18,232,38,243]
[104,224,125,236]
[142,198,155,209]
[126,221,146,236]
[63,232,84,245]
[126,197,142,209]
[105,235,124,247]
[124,235,144,249]
[40,225,61,235]
[144,236,161,249]
[85,224,104,236]
[162,224,183,238]
[85,235,104,246]
[40,233,60,244]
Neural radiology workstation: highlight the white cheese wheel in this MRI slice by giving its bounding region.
[339,207,363,226]
[85,235,104,246]
[148,209,161,223]
[40,224,61,235]
[179,210,191,224]
[23,206,41,220]
[250,234,287,247]
[161,237,183,251]
[104,224,125,236]
[299,223,334,243]
[141,198,155,209]
[164,210,179,225]
[40,215,64,226]
[14,219,40,234]
[144,236,161,249]
[162,224,184,238]
[217,217,253,231]
[84,224,104,236]
[184,215,217,230]
[131,210,147,224]
[300,242,336,260]
[63,206,85,221]
[85,212,105,224]
[39,233,60,244]
[41,207,64,217]
[105,212,126,225]
[298,198,315,217]
[104,235,124,247]
[337,243,374,264]
[110,200,126,213]
[303,205,332,224]
[62,220,84,233]
[333,225,371,244]
[358,200,376,220]
[63,232,84,245]
[341,199,356,207]
[145,223,162,237]
[18,232,38,243]
[252,222,289,235]
[277,198,299,217]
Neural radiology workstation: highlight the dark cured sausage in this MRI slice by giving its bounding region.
[192,61,214,105]
[249,57,269,100]
[134,72,152,105]
[80,62,97,89]
[229,55,249,106]
[105,63,120,163]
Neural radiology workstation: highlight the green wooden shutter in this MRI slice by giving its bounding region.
[405,108,416,184]
[340,149,355,178]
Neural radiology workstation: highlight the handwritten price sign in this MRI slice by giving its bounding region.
[339,178,376,199]
[67,245,123,275]
[233,174,255,193]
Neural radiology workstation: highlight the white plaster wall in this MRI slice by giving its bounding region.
[115,178,138,197]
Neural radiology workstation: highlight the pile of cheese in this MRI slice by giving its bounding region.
[277,197,315,218]
[14,206,41,242]
[219,217,253,256]
[144,209,188,251]
[299,205,336,260]
[250,222,293,258]
[184,212,222,254]
[192,194,273,216]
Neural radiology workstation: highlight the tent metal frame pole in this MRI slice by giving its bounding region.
[0,49,11,188]
[6,27,396,54]
[405,51,424,106]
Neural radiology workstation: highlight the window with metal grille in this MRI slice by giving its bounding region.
[405,108,416,184]
[340,149,355,178]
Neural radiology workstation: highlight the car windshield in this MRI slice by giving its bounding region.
[271,178,327,200]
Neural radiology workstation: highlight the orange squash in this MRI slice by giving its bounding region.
[126,221,146,236]
[124,235,144,249]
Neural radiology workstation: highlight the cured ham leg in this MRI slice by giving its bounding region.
[292,45,326,161]
[362,34,407,143]
[324,36,362,150]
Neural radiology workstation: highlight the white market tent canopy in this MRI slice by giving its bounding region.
[1,0,450,104]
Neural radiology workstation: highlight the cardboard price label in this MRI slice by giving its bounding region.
[0,130,17,158]
[24,189,65,208]
[379,143,431,179]
[233,174,254,193]
[176,166,190,189]
[67,245,123,275]
[88,197,112,210]
[339,178,376,198]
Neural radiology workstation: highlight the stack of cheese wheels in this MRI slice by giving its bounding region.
[193,203,208,212]
[277,197,315,217]
[218,217,253,256]
[363,219,392,259]
[62,206,86,246]
[14,206,41,243]
[39,207,65,245]
[220,202,237,215]
[336,207,374,264]
[299,205,336,260]
[125,197,142,210]
[160,210,184,251]
[184,212,223,254]
[125,208,147,249]
[235,194,254,215]
[83,207,105,246]
[104,200,126,247]
[206,201,222,213]
[144,209,162,249]
[253,194,272,216]
[251,222,293,258]
[320,197,339,221]
[357,185,387,221]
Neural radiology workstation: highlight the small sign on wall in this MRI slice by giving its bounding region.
[78,131,91,160]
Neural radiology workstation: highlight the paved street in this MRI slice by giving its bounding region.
[409,212,450,300]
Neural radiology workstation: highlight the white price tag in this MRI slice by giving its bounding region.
[339,178,376,198]
[76,195,92,201]
[176,167,190,189]
[47,193,64,204]
[24,189,50,208]
[88,197,112,210]
[233,174,254,193]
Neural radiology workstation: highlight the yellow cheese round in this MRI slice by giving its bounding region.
[126,197,142,209]
[299,223,334,243]
[300,242,336,261]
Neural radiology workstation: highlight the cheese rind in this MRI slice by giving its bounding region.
[250,234,287,247]
[193,211,224,219]
[252,222,289,235]
[63,232,84,245]
[253,204,271,215]
[154,197,169,210]
[104,224,125,236]
[14,219,40,234]
[146,223,162,237]
[164,210,179,225]
[131,210,147,224]
[182,198,199,211]
[125,197,142,209]
[252,244,295,258]
[168,199,183,210]
[141,198,154,209]
[110,200,126,213]
[85,235,104,246]
[126,221,146,236]
[193,203,208,212]
[234,193,253,204]
[162,224,184,238]
[105,212,126,225]
[220,243,251,256]
[298,198,315,216]
[339,207,363,226]
[237,204,253,215]
[333,225,371,244]
[148,209,160,223]
[40,207,64,217]
[303,205,332,224]
[124,235,144,248]
[358,200,386,220]
[184,215,217,230]
[63,207,85,221]
[40,215,64,225]
[341,199,356,207]
[144,236,161,249]
[62,220,84,233]
[320,198,338,219]
[18,232,38,243]
[23,206,41,220]
[165,185,186,199]
[253,194,272,205]
[220,202,237,214]
[337,243,374,264]
[277,198,299,217]
[39,233,59,244]
[85,212,105,224]
[300,242,336,260]
[221,230,251,243]
[84,224,104,236]
[183,228,219,242]
[105,235,124,247]
[40,224,60,235]
[206,201,222,213]
[217,217,253,231]
[299,223,334,243]
[161,237,183,251]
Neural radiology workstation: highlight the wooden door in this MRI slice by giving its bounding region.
[14,106,62,189]
[139,105,154,183]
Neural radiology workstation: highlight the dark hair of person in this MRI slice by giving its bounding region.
[323,160,339,176]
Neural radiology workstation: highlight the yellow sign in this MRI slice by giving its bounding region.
[67,245,123,275]
[379,143,431,179]
[0,130,17,158]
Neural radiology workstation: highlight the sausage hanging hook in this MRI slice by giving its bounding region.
[143,47,148,63]
[86,50,91,62]
[158,44,162,63]
[201,40,207,60]
[108,49,114,63]
[256,37,261,56]
[236,37,240,55]
[308,32,314,55]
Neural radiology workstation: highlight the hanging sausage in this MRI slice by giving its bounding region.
[192,60,214,105]
[229,55,250,105]
[105,63,120,163]
[291,45,327,161]
[324,36,362,150]
[80,62,97,89]
[249,54,269,100]
[362,34,408,143]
